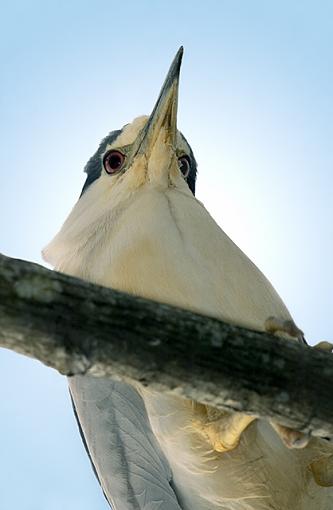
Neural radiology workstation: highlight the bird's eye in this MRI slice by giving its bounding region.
[178,156,190,178]
[103,150,125,174]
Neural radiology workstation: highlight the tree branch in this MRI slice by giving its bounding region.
[0,252,332,437]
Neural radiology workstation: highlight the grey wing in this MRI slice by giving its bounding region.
[69,375,182,510]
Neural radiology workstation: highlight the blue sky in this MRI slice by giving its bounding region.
[1,1,332,508]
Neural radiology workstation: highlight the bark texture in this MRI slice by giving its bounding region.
[0,252,332,437]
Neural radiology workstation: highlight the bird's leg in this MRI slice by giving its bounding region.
[264,316,313,448]
[308,341,333,485]
[193,403,256,452]
[301,342,333,486]
[265,316,309,447]
[265,317,333,449]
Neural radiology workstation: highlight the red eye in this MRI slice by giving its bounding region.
[103,150,125,174]
[178,156,190,178]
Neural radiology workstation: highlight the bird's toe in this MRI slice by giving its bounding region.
[313,341,333,353]
[270,421,310,449]
[310,455,333,487]
[264,316,306,344]
[193,407,256,453]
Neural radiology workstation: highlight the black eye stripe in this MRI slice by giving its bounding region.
[80,129,197,197]
[80,129,123,196]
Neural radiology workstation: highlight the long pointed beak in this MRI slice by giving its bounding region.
[132,47,183,158]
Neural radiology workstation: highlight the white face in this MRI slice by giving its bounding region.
[42,115,196,271]
[82,116,195,197]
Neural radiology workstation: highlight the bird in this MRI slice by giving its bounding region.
[43,47,333,510]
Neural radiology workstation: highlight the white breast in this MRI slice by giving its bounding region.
[44,182,333,510]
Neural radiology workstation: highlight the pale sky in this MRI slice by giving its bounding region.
[1,1,332,508]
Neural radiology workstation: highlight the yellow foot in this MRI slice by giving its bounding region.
[270,421,310,449]
[193,404,256,452]
[308,342,333,486]
[264,316,306,344]
[313,341,333,353]
[310,454,333,487]
[264,316,311,448]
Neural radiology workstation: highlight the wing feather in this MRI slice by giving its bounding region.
[69,375,182,510]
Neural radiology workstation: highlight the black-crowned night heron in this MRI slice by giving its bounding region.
[43,47,333,510]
